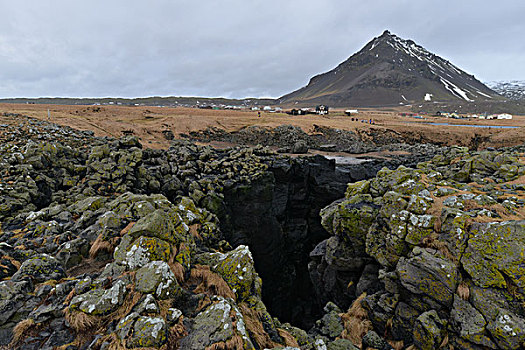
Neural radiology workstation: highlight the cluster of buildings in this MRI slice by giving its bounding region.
[436,111,513,120]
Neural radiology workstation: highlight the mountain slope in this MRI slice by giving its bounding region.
[487,80,525,100]
[279,30,501,107]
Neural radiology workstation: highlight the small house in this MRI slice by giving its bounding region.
[316,105,329,115]
[345,109,359,116]
[496,113,513,120]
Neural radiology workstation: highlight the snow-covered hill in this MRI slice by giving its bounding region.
[486,81,525,100]
[280,30,500,107]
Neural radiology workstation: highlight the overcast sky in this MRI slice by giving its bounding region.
[1,0,524,99]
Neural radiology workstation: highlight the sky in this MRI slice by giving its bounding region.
[0,0,524,99]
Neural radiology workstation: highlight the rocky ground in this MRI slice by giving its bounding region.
[0,113,525,349]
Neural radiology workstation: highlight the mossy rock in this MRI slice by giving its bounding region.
[406,194,433,215]
[334,197,379,252]
[486,310,525,349]
[370,166,419,197]
[135,261,180,299]
[396,247,458,306]
[68,196,106,214]
[11,254,65,283]
[379,191,408,220]
[211,245,260,301]
[461,221,525,290]
[128,316,167,348]
[450,295,496,348]
[345,180,371,198]
[413,310,447,350]
[128,209,184,245]
[114,236,172,269]
[404,214,436,246]
[179,297,255,350]
[69,280,127,315]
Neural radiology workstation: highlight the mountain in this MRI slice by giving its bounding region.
[486,80,525,100]
[279,30,501,107]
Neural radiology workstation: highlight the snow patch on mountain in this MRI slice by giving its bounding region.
[440,78,473,102]
[487,81,525,100]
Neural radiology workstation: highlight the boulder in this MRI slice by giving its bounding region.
[69,280,127,315]
[396,247,457,307]
[179,297,255,350]
[210,245,261,300]
[135,261,180,299]
[11,254,65,283]
[412,310,446,350]
[462,221,525,289]
[128,316,167,348]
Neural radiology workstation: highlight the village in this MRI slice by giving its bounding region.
[399,111,514,120]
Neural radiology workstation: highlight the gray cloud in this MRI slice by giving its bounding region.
[0,0,524,98]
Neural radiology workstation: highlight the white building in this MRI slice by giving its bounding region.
[496,113,513,120]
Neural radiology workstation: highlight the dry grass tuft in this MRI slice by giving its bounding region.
[340,293,373,347]
[164,317,188,350]
[169,261,185,284]
[206,335,245,350]
[440,333,449,348]
[2,255,21,269]
[120,221,135,236]
[421,236,456,262]
[64,308,100,332]
[100,333,127,350]
[278,329,300,348]
[10,318,36,346]
[63,288,76,305]
[190,265,235,300]
[114,289,142,320]
[388,339,404,350]
[457,282,470,301]
[238,303,277,349]
[189,224,202,240]
[89,234,114,259]
[406,345,416,350]
[196,294,213,313]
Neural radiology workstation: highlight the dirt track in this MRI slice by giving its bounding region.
[1,103,524,149]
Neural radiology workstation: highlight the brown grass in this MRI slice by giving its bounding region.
[189,224,202,240]
[278,329,300,348]
[388,339,404,350]
[168,245,185,284]
[100,333,127,350]
[63,287,76,305]
[2,255,21,269]
[10,318,36,346]
[89,234,114,259]
[113,289,142,320]
[238,303,278,349]
[340,293,373,347]
[206,335,245,350]
[440,333,449,348]
[64,308,100,332]
[421,236,456,262]
[120,221,135,236]
[169,262,185,284]
[457,281,470,301]
[190,265,236,300]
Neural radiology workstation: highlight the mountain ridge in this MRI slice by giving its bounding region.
[487,80,525,100]
[279,30,501,107]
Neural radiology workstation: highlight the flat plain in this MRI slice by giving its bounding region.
[1,103,524,150]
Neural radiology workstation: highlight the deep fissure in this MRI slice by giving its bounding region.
[217,155,369,328]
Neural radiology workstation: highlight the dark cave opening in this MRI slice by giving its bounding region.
[218,155,356,329]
